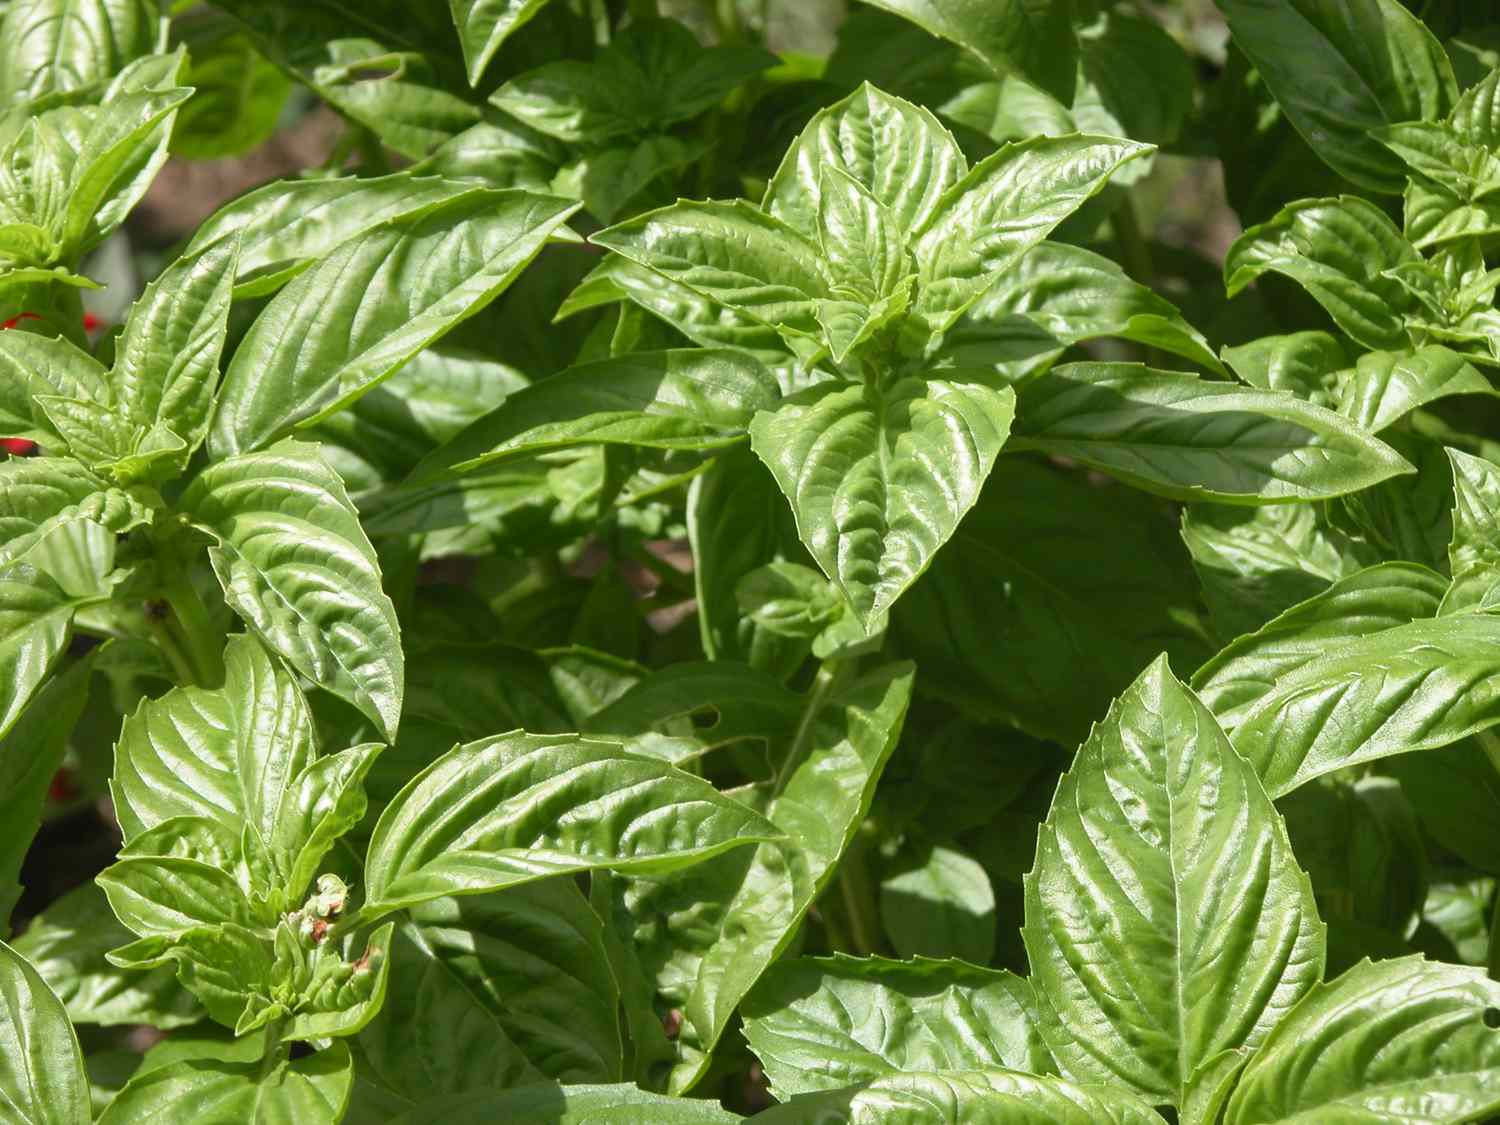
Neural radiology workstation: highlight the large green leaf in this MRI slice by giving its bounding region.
[854,0,1078,104]
[0,657,92,931]
[1223,957,1500,1123]
[362,732,783,913]
[742,955,1048,1100]
[354,882,623,1105]
[1192,562,1447,729]
[384,1082,743,1124]
[619,663,913,1093]
[11,883,199,1029]
[1023,658,1323,1107]
[210,191,580,457]
[185,174,479,297]
[0,566,78,742]
[1180,501,1379,641]
[891,457,1209,746]
[1443,448,1500,614]
[181,441,403,740]
[1334,346,1495,433]
[751,1069,1162,1125]
[764,83,966,239]
[1224,197,1419,351]
[1216,0,1456,194]
[96,1040,352,1125]
[0,0,159,106]
[1223,613,1500,797]
[412,349,778,481]
[911,135,1152,336]
[749,376,1014,628]
[0,939,90,1125]
[1010,362,1413,502]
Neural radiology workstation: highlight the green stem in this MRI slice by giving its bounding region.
[1489,887,1500,982]
[1110,197,1154,287]
[713,0,743,44]
[838,830,881,956]
[775,658,848,793]
[628,0,658,18]
[259,1018,290,1079]
[155,545,225,688]
[148,616,199,686]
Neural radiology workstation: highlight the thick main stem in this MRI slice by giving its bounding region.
[154,545,225,688]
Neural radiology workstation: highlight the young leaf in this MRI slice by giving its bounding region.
[1222,331,1349,402]
[1192,562,1447,728]
[1443,448,1500,614]
[0,566,79,741]
[749,375,1015,628]
[1023,657,1324,1107]
[412,349,778,481]
[878,845,995,963]
[1223,957,1500,1123]
[0,0,159,106]
[1224,196,1419,351]
[1010,362,1413,503]
[1224,613,1500,797]
[912,135,1153,335]
[362,732,783,913]
[752,1069,1162,1125]
[96,1040,352,1124]
[209,191,581,457]
[0,939,90,1125]
[450,0,558,87]
[590,201,829,348]
[1217,0,1456,194]
[742,955,1047,1099]
[765,83,965,241]
[1334,346,1495,433]
[181,440,404,740]
[0,333,111,444]
[170,31,291,160]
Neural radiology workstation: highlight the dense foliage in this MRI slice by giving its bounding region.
[6,0,1500,1121]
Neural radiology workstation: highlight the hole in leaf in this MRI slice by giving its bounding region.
[688,705,720,731]
[1484,1008,1500,1029]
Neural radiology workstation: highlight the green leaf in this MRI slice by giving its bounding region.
[1192,562,1447,729]
[0,939,90,1125]
[0,0,159,107]
[0,656,92,931]
[1389,741,1500,875]
[879,846,995,963]
[1224,196,1419,351]
[765,83,966,242]
[892,458,1210,746]
[936,241,1223,378]
[1443,448,1500,614]
[735,563,841,642]
[911,135,1152,336]
[170,31,290,160]
[181,441,404,740]
[1225,610,1500,795]
[450,0,558,86]
[742,955,1046,1099]
[383,1082,743,1124]
[1010,362,1413,503]
[412,349,778,481]
[1223,957,1500,1124]
[1222,331,1349,403]
[854,0,1078,104]
[0,457,152,571]
[565,134,707,225]
[1181,501,1379,641]
[11,882,200,1028]
[0,566,78,742]
[97,857,259,937]
[619,663,913,1093]
[354,882,624,1102]
[110,634,313,852]
[752,1069,1163,1125]
[750,375,1014,627]
[591,201,829,353]
[0,332,110,445]
[209,191,580,457]
[1216,0,1456,194]
[583,662,806,754]
[96,1040,352,1125]
[1334,346,1496,433]
[185,174,479,298]
[106,237,238,473]
[362,732,783,913]
[1023,657,1324,1106]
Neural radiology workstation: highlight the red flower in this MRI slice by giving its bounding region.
[0,437,37,457]
[0,311,40,330]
